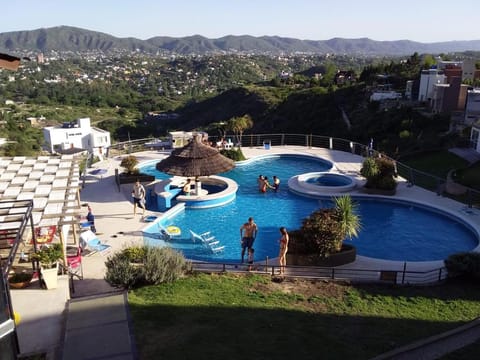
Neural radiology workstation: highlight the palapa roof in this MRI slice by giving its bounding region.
[156,135,235,177]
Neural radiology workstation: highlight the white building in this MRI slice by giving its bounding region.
[370,90,402,102]
[43,117,111,156]
[418,69,446,102]
[464,89,480,126]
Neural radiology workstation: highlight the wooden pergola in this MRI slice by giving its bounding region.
[0,155,83,271]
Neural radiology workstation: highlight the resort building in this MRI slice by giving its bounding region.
[43,117,111,157]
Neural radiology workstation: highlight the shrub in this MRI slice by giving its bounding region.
[295,195,361,258]
[360,156,397,191]
[142,247,191,285]
[444,252,480,280]
[104,255,141,289]
[121,246,147,263]
[220,148,246,161]
[104,245,191,289]
[120,155,139,174]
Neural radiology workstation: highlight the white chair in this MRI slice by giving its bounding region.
[79,230,111,255]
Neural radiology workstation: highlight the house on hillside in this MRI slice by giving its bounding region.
[334,70,356,85]
[43,117,111,156]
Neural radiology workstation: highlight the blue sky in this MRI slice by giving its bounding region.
[2,0,478,42]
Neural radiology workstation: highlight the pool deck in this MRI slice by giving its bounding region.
[9,145,480,358]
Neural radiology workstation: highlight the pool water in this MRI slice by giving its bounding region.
[306,174,352,186]
[141,155,478,263]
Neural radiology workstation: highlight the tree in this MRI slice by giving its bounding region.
[227,114,253,145]
[298,195,361,257]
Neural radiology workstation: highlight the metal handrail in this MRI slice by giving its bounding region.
[190,261,447,285]
[108,133,480,209]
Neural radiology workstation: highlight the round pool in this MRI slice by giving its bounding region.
[289,172,356,194]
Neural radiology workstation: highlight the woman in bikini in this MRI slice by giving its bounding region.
[278,227,289,274]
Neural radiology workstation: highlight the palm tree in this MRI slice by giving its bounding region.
[333,195,360,251]
[227,114,253,145]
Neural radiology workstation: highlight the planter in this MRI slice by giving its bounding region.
[287,244,356,267]
[9,281,31,289]
[41,263,59,289]
[8,273,33,289]
[118,174,155,184]
[362,187,396,196]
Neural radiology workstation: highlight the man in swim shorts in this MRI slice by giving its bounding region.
[240,217,258,263]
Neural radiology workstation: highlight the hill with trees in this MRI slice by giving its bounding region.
[2,26,480,56]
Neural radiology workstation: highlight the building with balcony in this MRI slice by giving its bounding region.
[43,118,111,157]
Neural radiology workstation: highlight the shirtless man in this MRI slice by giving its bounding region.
[240,217,258,263]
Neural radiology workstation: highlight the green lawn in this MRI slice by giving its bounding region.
[400,150,469,179]
[128,273,480,360]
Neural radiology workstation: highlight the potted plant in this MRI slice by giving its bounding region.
[288,195,361,267]
[8,272,33,289]
[31,243,63,289]
[118,155,155,184]
[360,156,397,195]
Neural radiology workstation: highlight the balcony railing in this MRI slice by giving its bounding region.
[108,133,480,209]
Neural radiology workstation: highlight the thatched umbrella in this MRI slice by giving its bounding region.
[156,135,235,194]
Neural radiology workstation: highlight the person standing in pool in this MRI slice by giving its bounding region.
[240,217,258,263]
[273,176,280,192]
[257,175,265,192]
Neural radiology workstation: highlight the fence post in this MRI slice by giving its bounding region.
[281,134,285,146]
[401,262,407,284]
[438,268,443,282]
[331,268,335,279]
[329,137,333,150]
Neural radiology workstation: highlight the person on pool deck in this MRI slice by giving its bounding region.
[272,176,280,192]
[86,204,97,233]
[132,179,146,216]
[240,217,258,263]
[278,227,289,274]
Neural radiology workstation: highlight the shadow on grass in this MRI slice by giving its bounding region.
[349,278,480,302]
[128,302,469,360]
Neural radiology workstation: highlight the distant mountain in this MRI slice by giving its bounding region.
[2,26,480,56]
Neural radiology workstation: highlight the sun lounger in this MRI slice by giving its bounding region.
[79,230,111,255]
[190,230,225,254]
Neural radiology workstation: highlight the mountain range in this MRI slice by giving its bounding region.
[1,26,480,56]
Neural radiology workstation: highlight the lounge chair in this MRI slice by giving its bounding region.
[189,230,225,254]
[79,230,111,255]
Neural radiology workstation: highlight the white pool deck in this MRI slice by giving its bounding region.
[9,145,480,357]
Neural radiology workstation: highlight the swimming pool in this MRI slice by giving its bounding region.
[140,155,479,263]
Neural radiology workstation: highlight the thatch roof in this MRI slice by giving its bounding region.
[156,135,235,177]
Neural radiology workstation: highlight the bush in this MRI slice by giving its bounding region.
[104,255,141,289]
[444,252,480,280]
[120,155,139,174]
[293,195,360,258]
[360,156,397,191]
[104,245,191,289]
[143,247,191,285]
[220,148,245,161]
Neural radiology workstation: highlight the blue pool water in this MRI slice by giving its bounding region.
[140,155,479,263]
[305,173,353,186]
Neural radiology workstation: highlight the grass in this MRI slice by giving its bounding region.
[128,273,480,360]
[400,150,469,179]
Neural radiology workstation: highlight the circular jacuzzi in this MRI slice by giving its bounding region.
[288,172,356,196]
